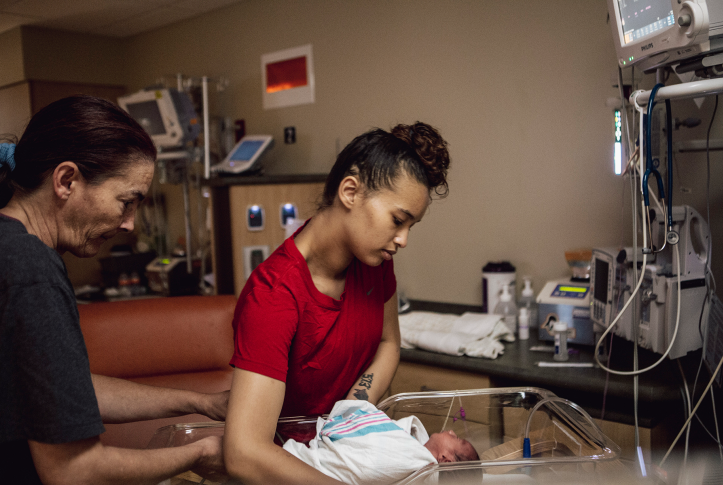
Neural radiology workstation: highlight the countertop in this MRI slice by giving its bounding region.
[202,172,328,187]
[400,300,684,427]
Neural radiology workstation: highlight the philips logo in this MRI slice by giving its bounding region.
[641,43,654,51]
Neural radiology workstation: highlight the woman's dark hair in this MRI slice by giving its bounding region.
[0,95,156,208]
[319,121,450,209]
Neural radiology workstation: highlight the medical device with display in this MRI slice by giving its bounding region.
[606,0,723,71]
[118,89,200,149]
[590,206,709,359]
[536,279,596,345]
[210,135,274,175]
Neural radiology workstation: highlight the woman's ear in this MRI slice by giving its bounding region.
[52,162,81,201]
[338,175,361,210]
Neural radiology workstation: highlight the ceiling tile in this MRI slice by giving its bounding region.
[0,0,22,9]
[4,0,109,18]
[0,0,244,38]
[34,3,154,34]
[87,5,197,38]
[172,0,242,14]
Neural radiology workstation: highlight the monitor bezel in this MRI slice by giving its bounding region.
[213,135,274,174]
[607,0,710,69]
[118,89,185,149]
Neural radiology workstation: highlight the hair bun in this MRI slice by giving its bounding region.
[391,122,450,197]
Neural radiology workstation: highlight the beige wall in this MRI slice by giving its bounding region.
[21,26,126,86]
[0,82,31,136]
[121,0,641,305]
[2,1,720,304]
[0,28,24,88]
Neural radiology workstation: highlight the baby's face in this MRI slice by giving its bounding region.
[423,430,478,463]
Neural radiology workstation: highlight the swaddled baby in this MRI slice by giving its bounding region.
[282,400,478,485]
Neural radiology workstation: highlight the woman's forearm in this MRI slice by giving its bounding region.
[224,368,343,485]
[346,338,400,404]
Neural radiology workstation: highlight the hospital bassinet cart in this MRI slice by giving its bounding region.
[148,387,634,484]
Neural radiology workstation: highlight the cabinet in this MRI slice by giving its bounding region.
[207,177,326,295]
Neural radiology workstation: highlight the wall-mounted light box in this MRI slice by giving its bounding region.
[262,44,315,110]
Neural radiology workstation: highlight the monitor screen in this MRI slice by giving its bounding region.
[617,0,674,45]
[594,259,610,303]
[125,100,166,136]
[229,140,265,161]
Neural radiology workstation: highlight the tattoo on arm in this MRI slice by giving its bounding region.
[352,373,374,401]
[359,373,373,389]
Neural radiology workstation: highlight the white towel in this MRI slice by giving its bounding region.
[283,400,437,485]
[400,311,514,359]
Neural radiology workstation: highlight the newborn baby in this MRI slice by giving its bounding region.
[282,400,478,485]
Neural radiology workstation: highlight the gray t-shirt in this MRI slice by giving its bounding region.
[0,215,104,483]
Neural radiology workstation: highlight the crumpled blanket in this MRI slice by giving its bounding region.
[399,311,515,359]
[283,400,437,485]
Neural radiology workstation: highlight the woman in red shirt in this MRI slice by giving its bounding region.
[224,121,451,484]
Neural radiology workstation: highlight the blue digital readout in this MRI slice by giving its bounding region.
[230,140,265,161]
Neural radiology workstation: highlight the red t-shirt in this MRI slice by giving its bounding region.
[229,224,397,417]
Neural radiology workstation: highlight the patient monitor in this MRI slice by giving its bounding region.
[606,0,723,72]
[118,89,200,149]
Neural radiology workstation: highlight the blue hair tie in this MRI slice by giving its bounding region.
[0,143,16,172]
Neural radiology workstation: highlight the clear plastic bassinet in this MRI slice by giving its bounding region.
[148,387,630,485]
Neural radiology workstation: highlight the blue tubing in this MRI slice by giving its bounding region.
[523,437,531,458]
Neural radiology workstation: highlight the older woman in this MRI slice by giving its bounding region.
[0,96,227,485]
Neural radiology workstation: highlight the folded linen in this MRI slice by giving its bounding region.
[399,311,514,359]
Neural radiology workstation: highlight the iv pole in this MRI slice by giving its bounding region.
[161,74,226,275]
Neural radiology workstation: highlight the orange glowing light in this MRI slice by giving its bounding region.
[266,56,308,93]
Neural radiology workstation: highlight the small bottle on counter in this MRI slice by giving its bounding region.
[519,277,538,328]
[494,284,518,335]
[553,321,569,361]
[518,307,530,340]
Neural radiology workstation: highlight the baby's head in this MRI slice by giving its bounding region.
[424,430,478,463]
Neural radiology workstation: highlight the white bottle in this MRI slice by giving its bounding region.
[518,307,530,340]
[494,285,518,335]
[553,321,569,361]
[518,277,538,328]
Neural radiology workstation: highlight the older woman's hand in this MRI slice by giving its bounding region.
[196,390,231,422]
[191,435,228,482]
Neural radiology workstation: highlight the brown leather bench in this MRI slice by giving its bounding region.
[78,295,237,449]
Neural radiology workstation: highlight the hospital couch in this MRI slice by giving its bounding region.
[78,294,237,449]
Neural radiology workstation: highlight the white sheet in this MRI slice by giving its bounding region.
[283,400,437,485]
[399,311,515,359]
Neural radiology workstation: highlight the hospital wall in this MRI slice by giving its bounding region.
[1,1,720,304]
[125,0,722,304]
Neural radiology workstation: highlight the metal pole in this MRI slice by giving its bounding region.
[633,78,723,105]
[182,172,193,274]
[202,76,211,179]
